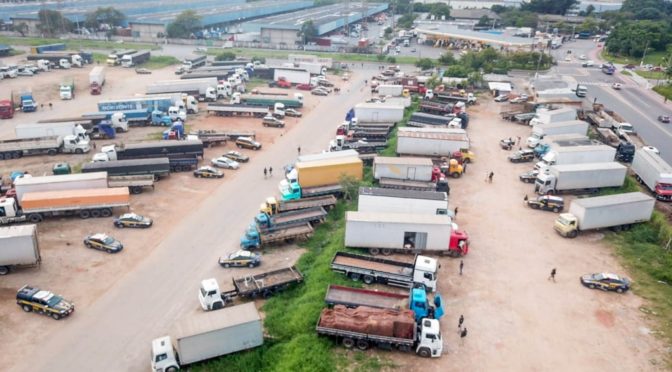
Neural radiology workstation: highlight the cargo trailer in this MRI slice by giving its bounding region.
[539,143,616,168]
[14,172,108,202]
[373,157,434,182]
[397,128,469,157]
[526,120,589,148]
[631,148,672,201]
[354,103,404,123]
[82,158,171,179]
[358,187,449,216]
[0,224,40,275]
[535,162,626,195]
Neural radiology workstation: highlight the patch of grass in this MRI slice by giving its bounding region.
[8,49,25,56]
[636,70,667,80]
[144,56,179,70]
[92,52,107,64]
[620,70,632,76]
[0,36,161,51]
[206,48,419,65]
[246,78,268,90]
[601,49,668,66]
[71,162,83,174]
[653,84,672,101]
[146,130,165,140]
[595,175,640,196]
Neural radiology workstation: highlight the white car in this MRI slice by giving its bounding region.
[642,146,660,154]
[211,157,240,169]
[611,83,622,90]
[579,55,587,60]
[564,56,572,62]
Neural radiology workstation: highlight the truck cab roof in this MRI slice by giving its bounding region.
[414,256,437,273]
[152,336,173,357]
[200,278,219,293]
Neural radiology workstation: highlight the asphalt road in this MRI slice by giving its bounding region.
[549,39,672,163]
[22,74,370,372]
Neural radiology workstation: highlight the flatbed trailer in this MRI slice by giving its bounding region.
[275,195,337,213]
[324,284,408,310]
[207,104,269,118]
[303,184,344,198]
[222,266,303,300]
[258,207,327,230]
[186,130,228,147]
[259,223,314,246]
[107,174,154,194]
[330,252,416,288]
[349,131,389,140]
[379,177,437,191]
[0,136,86,159]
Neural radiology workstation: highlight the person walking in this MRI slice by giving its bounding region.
[297,146,301,155]
[49,102,53,110]
[263,167,268,179]
[524,194,529,202]
[269,166,273,177]
[488,171,494,183]
[460,328,468,345]
[459,260,464,275]
[454,206,458,218]
[458,314,464,329]
[548,268,557,282]
[516,136,521,146]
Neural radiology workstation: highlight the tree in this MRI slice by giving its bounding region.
[12,22,29,37]
[215,52,236,61]
[520,0,578,15]
[438,52,457,65]
[37,9,72,36]
[476,15,492,28]
[299,21,318,44]
[384,27,393,38]
[166,10,201,39]
[605,20,671,57]
[444,65,471,78]
[397,14,417,29]
[429,3,451,19]
[338,175,360,202]
[499,9,538,28]
[416,58,435,70]
[84,7,125,30]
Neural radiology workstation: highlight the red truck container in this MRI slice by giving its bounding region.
[0,99,14,119]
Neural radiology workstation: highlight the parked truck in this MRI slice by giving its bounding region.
[529,107,577,126]
[345,211,468,257]
[89,66,105,95]
[373,157,434,182]
[526,120,589,148]
[0,224,40,275]
[279,157,363,200]
[240,222,313,249]
[254,206,327,230]
[535,162,627,195]
[14,172,108,202]
[15,122,88,141]
[27,54,79,68]
[533,134,590,158]
[354,103,404,123]
[232,93,303,108]
[106,49,136,66]
[181,55,207,72]
[31,43,65,54]
[59,79,75,100]
[631,148,672,201]
[0,187,130,225]
[408,112,453,127]
[259,195,336,215]
[206,103,274,118]
[121,50,150,68]
[83,158,171,179]
[0,136,90,160]
[150,303,263,372]
[396,128,470,157]
[419,101,454,116]
[375,84,404,97]
[14,91,37,113]
[273,67,310,85]
[358,187,449,216]
[330,251,439,291]
[94,140,203,162]
[0,99,15,119]
[538,143,616,169]
[146,78,217,102]
[198,267,304,310]
[554,192,655,238]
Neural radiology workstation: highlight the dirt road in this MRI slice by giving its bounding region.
[388,100,666,370]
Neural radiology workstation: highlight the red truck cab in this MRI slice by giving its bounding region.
[0,99,15,119]
[449,229,469,256]
[655,182,672,201]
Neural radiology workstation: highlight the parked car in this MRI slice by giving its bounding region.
[519,169,539,183]
[236,137,261,150]
[580,273,630,293]
[223,150,249,163]
[500,138,516,150]
[218,250,261,268]
[526,195,564,212]
[193,166,224,178]
[494,94,509,102]
[83,233,124,253]
[508,149,536,163]
[211,156,240,169]
[318,80,334,87]
[296,83,312,90]
[311,88,329,96]
[581,60,594,67]
[17,69,34,76]
[611,83,622,90]
[135,68,151,74]
[658,115,670,123]
[16,285,75,320]
[579,55,587,60]
[284,108,302,117]
[262,115,285,128]
[113,213,153,228]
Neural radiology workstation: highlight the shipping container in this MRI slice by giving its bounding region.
[0,224,40,275]
[373,157,434,181]
[354,103,404,123]
[296,157,363,188]
[21,187,129,211]
[358,187,449,215]
[397,128,469,157]
[541,143,616,167]
[535,162,626,194]
[14,172,108,202]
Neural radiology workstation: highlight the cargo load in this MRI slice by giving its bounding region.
[318,305,415,339]
[21,187,129,210]
[295,157,363,188]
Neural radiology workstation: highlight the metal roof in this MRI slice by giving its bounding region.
[398,127,468,141]
[346,211,452,225]
[359,187,447,201]
[175,302,260,339]
[374,156,433,166]
[571,192,653,208]
[14,172,107,186]
[0,224,36,238]
[551,162,626,172]
[416,24,535,47]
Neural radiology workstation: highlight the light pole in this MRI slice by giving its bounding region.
[640,40,650,67]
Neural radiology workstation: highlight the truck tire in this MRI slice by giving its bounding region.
[166,367,178,372]
[381,249,393,256]
[130,186,143,194]
[22,304,32,312]
[0,266,10,275]
[349,273,361,281]
[90,209,102,218]
[567,230,578,238]
[0,153,4,159]
[417,347,431,358]
[369,248,380,255]
[80,210,91,219]
[75,148,83,154]
[363,275,375,285]
[12,151,21,159]
[47,149,58,156]
[356,339,369,350]
[100,208,112,217]
[28,214,43,223]
[342,338,355,349]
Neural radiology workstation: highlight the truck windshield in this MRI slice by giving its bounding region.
[556,215,571,226]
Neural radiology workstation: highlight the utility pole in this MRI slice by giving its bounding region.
[640,40,650,67]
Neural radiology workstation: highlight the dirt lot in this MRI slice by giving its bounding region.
[0,59,350,369]
[381,98,667,370]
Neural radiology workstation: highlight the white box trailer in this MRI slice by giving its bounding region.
[377,84,404,96]
[397,128,469,157]
[146,78,217,96]
[380,96,411,108]
[298,62,326,75]
[88,66,105,86]
[358,187,449,215]
[527,120,589,147]
[373,156,434,181]
[15,122,88,140]
[298,150,359,163]
[14,172,108,202]
[554,192,654,237]
[529,107,577,126]
[542,133,589,145]
[151,303,263,371]
[534,162,626,194]
[273,67,310,85]
[541,143,615,167]
[0,224,40,275]
[354,103,404,123]
[345,211,451,252]
[631,148,672,201]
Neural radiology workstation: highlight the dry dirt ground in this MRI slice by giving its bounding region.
[382,98,668,371]
[0,58,349,368]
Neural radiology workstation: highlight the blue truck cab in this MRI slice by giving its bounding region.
[240,223,261,250]
[410,288,444,323]
[152,110,173,126]
[162,122,184,139]
[20,94,37,112]
[534,143,551,158]
[279,179,302,201]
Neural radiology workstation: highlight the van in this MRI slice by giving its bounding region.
[235,137,262,150]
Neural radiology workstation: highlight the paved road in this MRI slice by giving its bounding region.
[549,39,672,163]
[18,73,370,372]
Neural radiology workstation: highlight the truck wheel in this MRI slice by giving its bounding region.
[166,367,178,372]
[356,340,369,350]
[349,273,361,281]
[22,304,32,312]
[212,302,223,310]
[552,207,560,213]
[342,338,355,349]
[0,266,9,275]
[47,149,57,156]
[451,172,460,178]
[100,208,112,217]
[51,313,61,320]
[75,148,83,154]
[0,153,4,160]
[80,210,91,219]
[567,230,578,238]
[130,186,142,194]
[381,249,393,256]
[635,175,642,183]
[90,209,102,218]
[11,152,20,159]
[28,214,43,223]
[369,248,380,255]
[417,347,431,358]
[363,275,374,285]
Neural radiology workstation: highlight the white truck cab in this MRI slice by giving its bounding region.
[198,278,227,311]
[58,59,71,69]
[414,256,439,292]
[217,82,232,98]
[109,112,129,132]
[63,135,90,153]
[417,318,443,357]
[293,93,304,104]
[151,336,179,372]
[274,102,285,118]
[168,107,187,121]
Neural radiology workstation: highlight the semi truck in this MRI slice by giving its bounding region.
[298,62,327,75]
[254,206,327,230]
[279,180,343,201]
[358,187,449,216]
[533,134,589,157]
[0,136,90,160]
[121,50,150,67]
[82,158,171,179]
[27,54,79,68]
[240,222,313,249]
[59,79,75,100]
[538,143,616,169]
[373,157,434,182]
[419,101,454,116]
[273,67,310,85]
[330,251,439,291]
[106,49,136,66]
[30,43,65,54]
[184,130,229,147]
[0,224,40,275]
[375,84,404,96]
[98,94,194,117]
[150,303,263,372]
[15,122,88,141]
[206,104,273,118]
[82,110,145,129]
[431,92,477,105]
[146,78,218,102]
[345,211,468,257]
[0,187,130,225]
[259,195,336,215]
[198,267,303,310]
[631,148,672,201]
[0,99,15,119]
[408,112,453,127]
[14,172,108,202]
[529,107,577,127]
[396,128,470,157]
[354,103,404,123]
[231,93,303,108]
[554,192,655,238]
[181,55,207,72]
[526,120,589,148]
[535,162,627,195]
[89,66,106,95]
[279,157,363,201]
[41,50,92,64]
[94,140,204,162]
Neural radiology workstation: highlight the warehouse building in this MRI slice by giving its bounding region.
[415,23,536,51]
[241,2,388,45]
